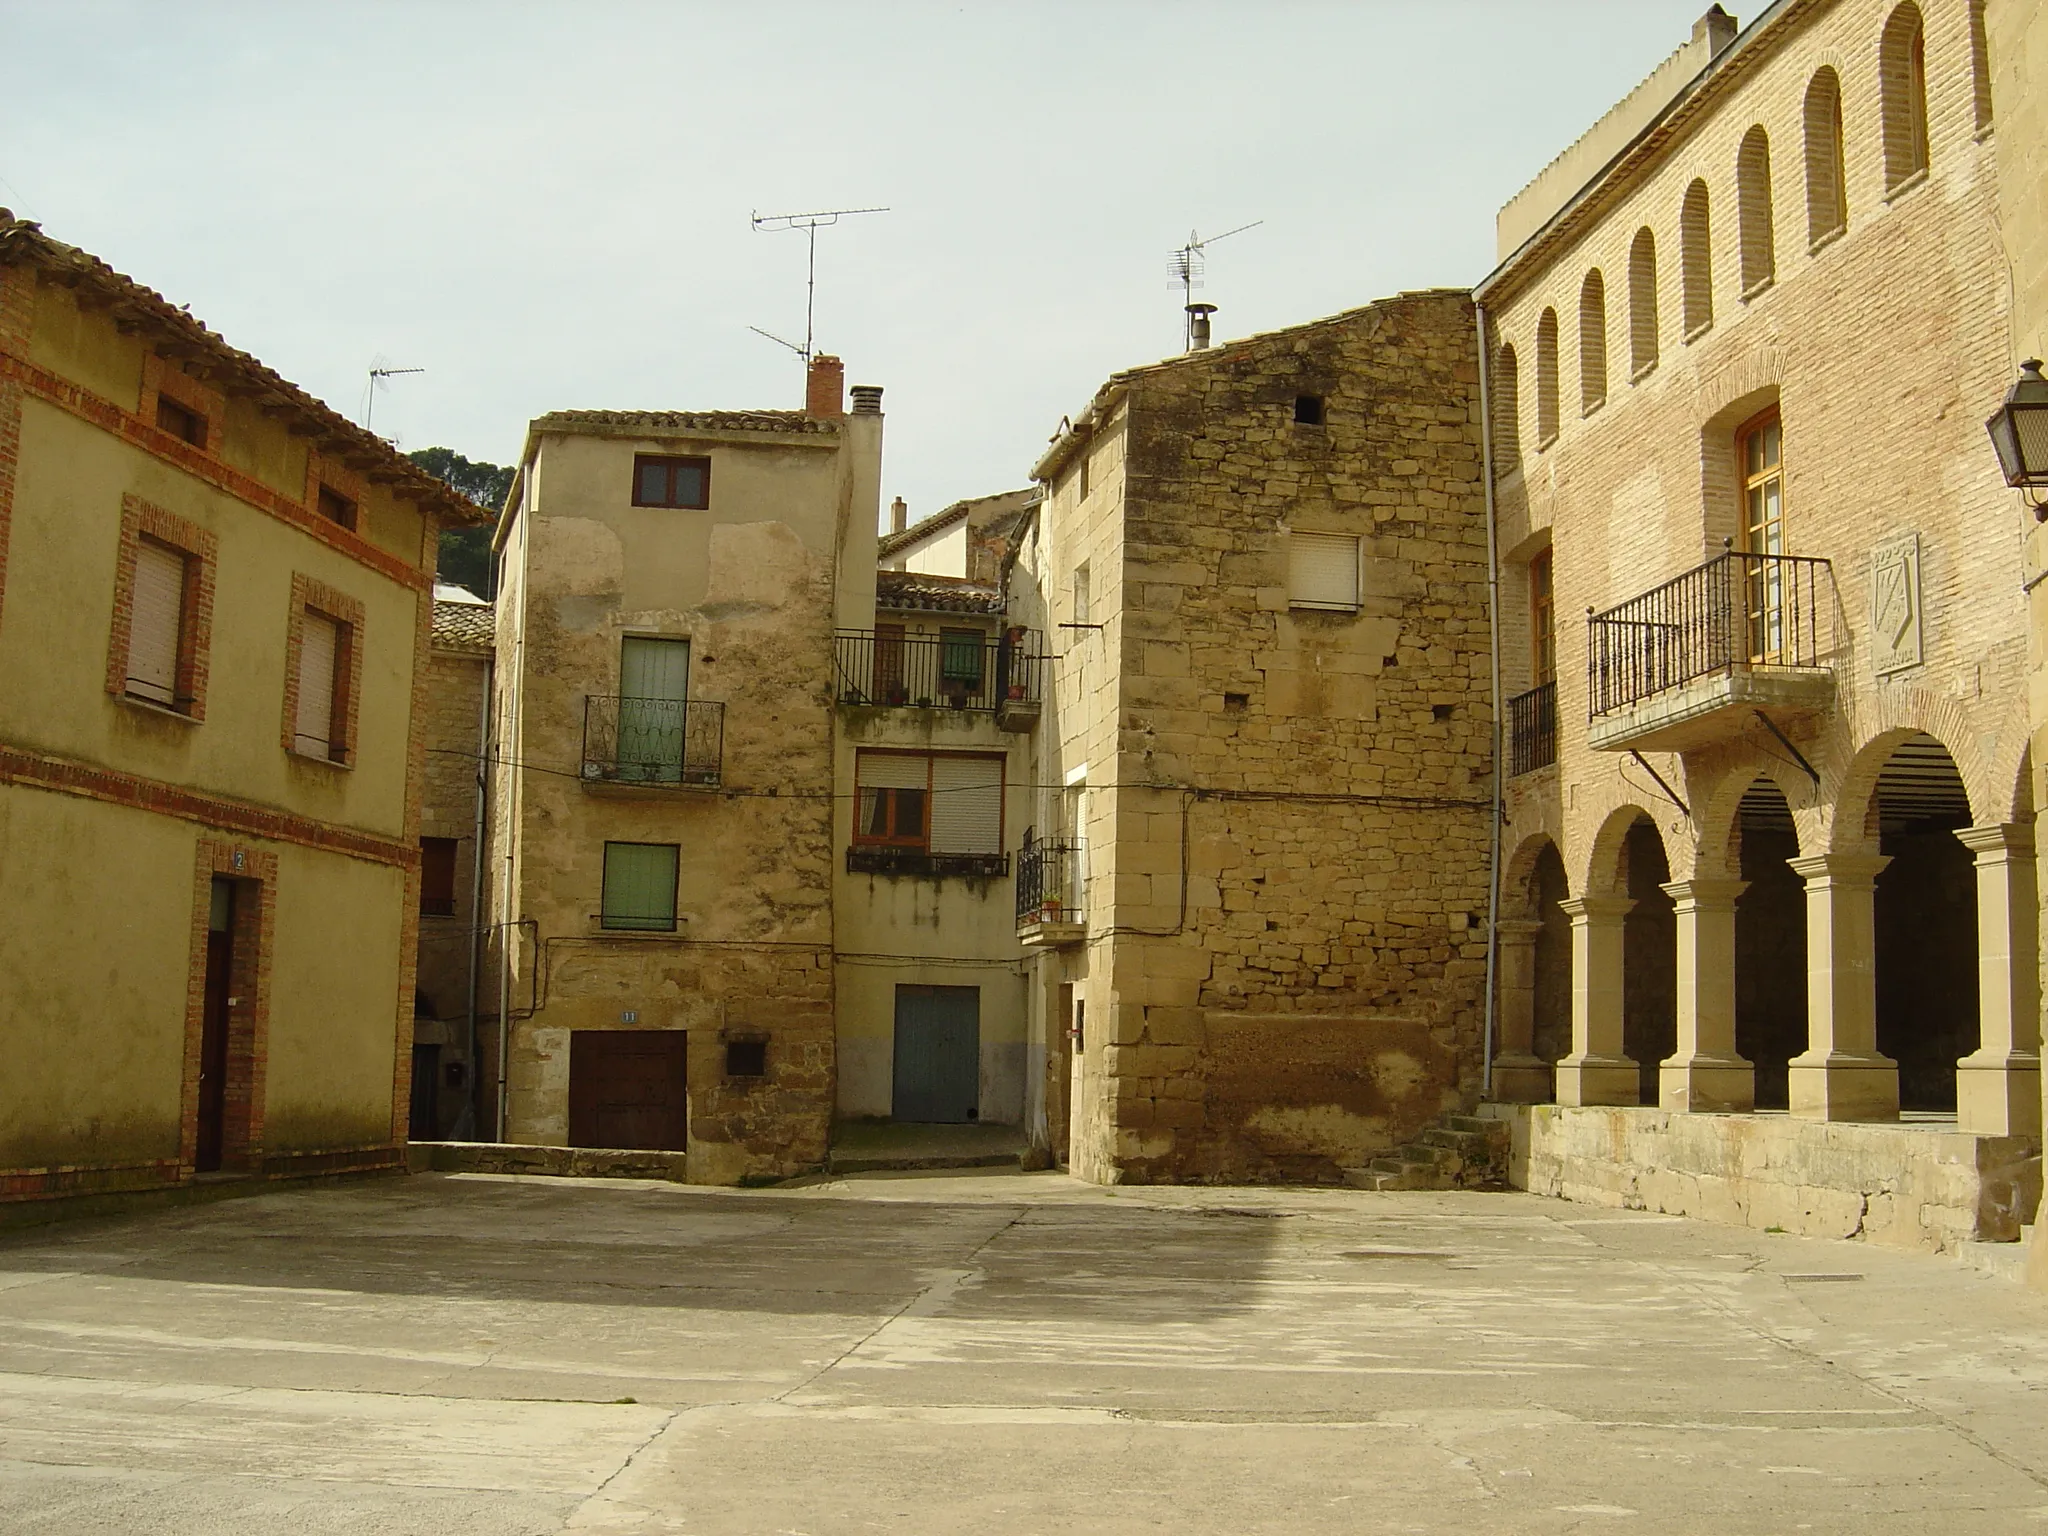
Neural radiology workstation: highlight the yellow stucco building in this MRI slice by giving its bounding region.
[0,214,483,1203]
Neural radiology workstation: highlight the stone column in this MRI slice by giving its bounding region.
[1954,823,2042,1136]
[1491,917,1552,1103]
[1787,852,1898,1121]
[1658,877,1754,1113]
[1554,895,1639,1105]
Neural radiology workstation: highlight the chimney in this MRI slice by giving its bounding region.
[1696,5,1737,56]
[890,496,908,534]
[850,384,884,414]
[806,354,845,417]
[1186,302,1217,351]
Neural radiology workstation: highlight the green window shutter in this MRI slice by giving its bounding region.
[602,842,678,931]
[940,629,984,685]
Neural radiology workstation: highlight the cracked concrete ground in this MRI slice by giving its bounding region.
[2,1170,2047,1534]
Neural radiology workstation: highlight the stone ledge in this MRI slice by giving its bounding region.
[1481,1104,2041,1256]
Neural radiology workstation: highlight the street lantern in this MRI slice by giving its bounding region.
[1986,359,2048,509]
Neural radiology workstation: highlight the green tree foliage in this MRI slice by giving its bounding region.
[409,447,514,599]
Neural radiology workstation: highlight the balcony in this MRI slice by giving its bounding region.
[846,846,1009,879]
[580,696,724,789]
[1015,836,1086,948]
[834,630,1043,731]
[1586,551,1835,753]
[1507,680,1558,775]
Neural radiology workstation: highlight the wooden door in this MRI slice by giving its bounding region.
[195,878,234,1172]
[1049,983,1074,1166]
[409,1044,441,1142]
[892,985,980,1123]
[568,1030,689,1150]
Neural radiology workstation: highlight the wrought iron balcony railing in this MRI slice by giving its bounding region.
[1015,835,1084,927]
[834,630,1041,714]
[1586,551,1834,719]
[1507,680,1558,776]
[580,696,724,787]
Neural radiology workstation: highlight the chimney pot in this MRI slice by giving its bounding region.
[850,384,884,414]
[1186,302,1217,351]
[806,354,845,418]
[890,496,907,534]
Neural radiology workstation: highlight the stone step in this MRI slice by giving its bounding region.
[1420,1127,1494,1153]
[1445,1115,1510,1139]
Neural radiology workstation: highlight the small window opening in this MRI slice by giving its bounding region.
[725,1039,767,1078]
[1432,703,1453,722]
[317,485,357,530]
[1293,395,1325,426]
[1223,692,1250,712]
[156,395,207,448]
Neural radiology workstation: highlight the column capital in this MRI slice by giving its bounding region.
[1787,851,1891,885]
[1956,822,2036,858]
[1659,876,1749,908]
[1558,894,1635,921]
[1496,917,1545,940]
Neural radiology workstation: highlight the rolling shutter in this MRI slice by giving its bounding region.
[127,539,185,704]
[1288,531,1361,610]
[857,753,930,791]
[295,612,339,757]
[929,755,1002,854]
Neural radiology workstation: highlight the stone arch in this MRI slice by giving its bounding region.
[1826,694,1996,852]
[1580,801,1666,899]
[1504,828,1567,917]
[1879,2,1930,192]
[1691,758,1816,879]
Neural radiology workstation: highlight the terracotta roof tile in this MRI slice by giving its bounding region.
[432,599,495,654]
[876,570,1005,615]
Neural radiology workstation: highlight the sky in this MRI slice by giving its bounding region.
[0,0,1713,524]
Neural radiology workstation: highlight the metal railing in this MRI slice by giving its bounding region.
[834,630,1041,712]
[1016,835,1084,926]
[1507,680,1557,775]
[1586,551,1833,719]
[580,696,724,786]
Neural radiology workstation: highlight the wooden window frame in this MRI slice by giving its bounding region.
[155,394,208,449]
[281,573,365,767]
[1737,407,1787,664]
[141,351,222,457]
[600,840,681,932]
[854,751,933,849]
[316,485,357,531]
[631,454,712,510]
[105,494,217,720]
[1737,407,1785,552]
[1530,548,1556,687]
[303,450,367,537]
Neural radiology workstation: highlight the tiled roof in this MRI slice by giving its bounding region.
[876,570,1005,615]
[0,213,490,527]
[878,488,1037,558]
[533,408,835,436]
[432,599,495,654]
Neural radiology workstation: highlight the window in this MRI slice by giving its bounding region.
[1739,410,1786,662]
[601,841,679,932]
[1680,179,1714,337]
[854,751,1003,854]
[940,627,986,691]
[316,485,356,531]
[283,574,364,766]
[1294,394,1325,426]
[1804,69,1847,246]
[1530,549,1556,686]
[1879,3,1930,192]
[873,622,907,703]
[1535,307,1560,444]
[155,395,207,448]
[1627,229,1658,379]
[1072,562,1091,626]
[420,837,459,916]
[725,1038,768,1078]
[1078,453,1091,500]
[1578,269,1608,413]
[1737,125,1777,295]
[1969,0,1994,133]
[1492,344,1520,467]
[1288,530,1361,611]
[632,454,710,509]
[107,496,215,719]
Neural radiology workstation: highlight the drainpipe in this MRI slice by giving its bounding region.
[462,652,492,1140]
[1474,300,1504,1100]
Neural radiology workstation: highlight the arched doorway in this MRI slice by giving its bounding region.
[1494,837,1571,1103]
[1733,777,1805,1109]
[1532,843,1572,1067]
[1870,733,1976,1111]
[1621,818,1676,1105]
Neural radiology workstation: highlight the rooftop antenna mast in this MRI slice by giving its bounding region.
[749,205,889,361]
[363,364,424,432]
[1170,221,1262,349]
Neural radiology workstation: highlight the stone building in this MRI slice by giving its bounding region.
[486,356,880,1182]
[1478,0,2041,1249]
[1011,292,1494,1184]
[411,583,494,1141]
[0,213,485,1203]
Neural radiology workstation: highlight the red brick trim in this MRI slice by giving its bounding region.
[180,840,277,1174]
[0,742,417,870]
[0,352,430,593]
[106,493,218,720]
[305,448,368,532]
[0,1160,183,1202]
[390,574,435,1144]
[282,572,366,765]
[141,351,226,456]
[0,265,29,630]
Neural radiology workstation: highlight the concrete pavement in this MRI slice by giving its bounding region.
[2,1169,2047,1532]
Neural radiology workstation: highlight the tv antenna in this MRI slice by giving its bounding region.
[363,364,424,432]
[749,205,889,361]
[1170,221,1262,348]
